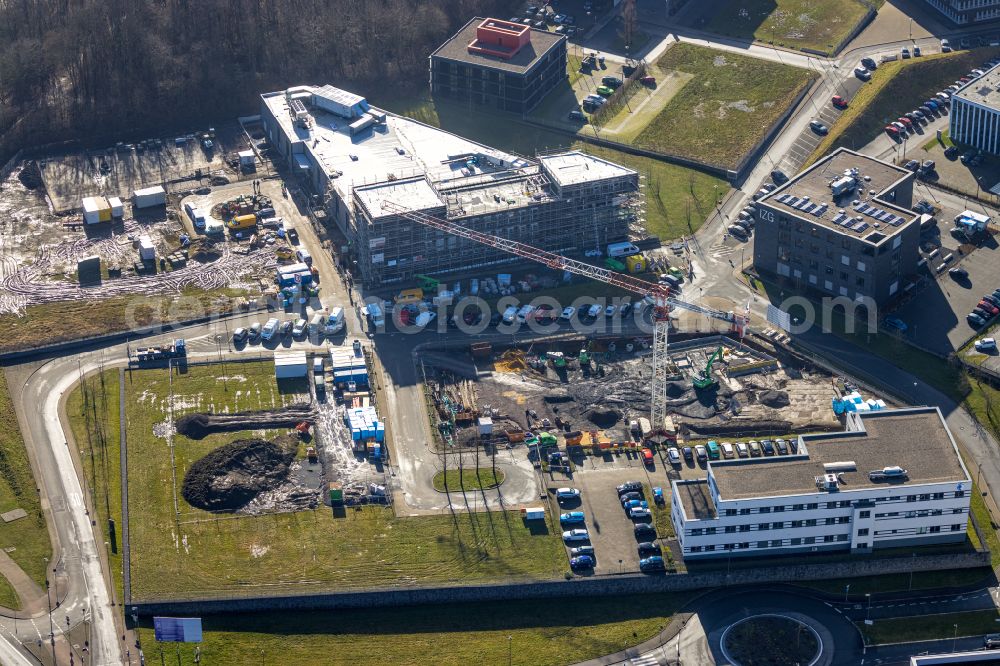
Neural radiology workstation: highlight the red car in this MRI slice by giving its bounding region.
[980,300,1000,316]
[642,448,655,466]
[832,95,848,108]
[640,75,656,86]
[898,116,913,127]
[884,125,899,136]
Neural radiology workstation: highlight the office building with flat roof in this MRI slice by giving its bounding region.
[753,148,920,305]
[430,17,567,113]
[671,407,972,559]
[260,84,639,286]
[951,62,1000,154]
[920,0,1000,25]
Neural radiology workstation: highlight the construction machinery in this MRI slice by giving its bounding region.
[692,346,723,391]
[379,201,748,432]
[415,274,441,292]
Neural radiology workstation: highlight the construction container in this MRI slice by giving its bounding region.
[328,482,344,506]
[238,150,256,168]
[625,254,646,273]
[133,186,166,208]
[521,507,545,520]
[477,417,493,437]
[138,235,156,261]
[274,351,308,379]
[108,197,124,218]
[82,196,112,224]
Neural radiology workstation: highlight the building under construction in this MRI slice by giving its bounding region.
[260,84,641,286]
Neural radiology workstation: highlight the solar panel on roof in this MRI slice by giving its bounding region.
[777,194,790,203]
[853,203,865,212]
[854,222,869,233]
[802,203,816,213]
[833,213,847,224]
[891,216,905,226]
[787,196,800,206]
[813,203,828,215]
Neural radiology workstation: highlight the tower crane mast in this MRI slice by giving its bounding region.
[379,201,747,429]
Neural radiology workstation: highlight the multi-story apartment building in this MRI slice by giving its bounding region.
[430,17,567,114]
[671,407,972,559]
[921,0,1000,25]
[951,61,1000,154]
[753,148,920,305]
[260,84,639,287]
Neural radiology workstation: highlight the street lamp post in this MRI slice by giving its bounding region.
[865,593,872,623]
[953,623,958,652]
[507,635,512,666]
[908,552,916,591]
[844,583,850,602]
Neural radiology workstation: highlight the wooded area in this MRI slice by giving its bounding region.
[0,0,516,163]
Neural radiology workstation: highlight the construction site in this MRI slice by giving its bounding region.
[422,333,848,455]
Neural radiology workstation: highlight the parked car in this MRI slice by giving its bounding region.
[897,116,912,128]
[641,447,655,466]
[901,47,910,58]
[914,45,921,56]
[556,487,581,500]
[980,300,1000,316]
[736,442,749,457]
[832,95,848,108]
[624,500,649,512]
[640,75,656,86]
[976,337,997,352]
[969,312,987,328]
[292,318,308,337]
[775,439,789,455]
[616,481,643,496]
[570,555,595,570]
[761,439,775,455]
[629,507,652,519]
[559,306,576,321]
[568,110,586,122]
[809,120,830,134]
[637,542,661,556]
[861,57,877,70]
[855,67,872,81]
[748,440,762,456]
[721,442,735,458]
[945,146,959,159]
[949,267,969,280]
[620,492,643,505]
[771,169,789,184]
[884,125,899,137]
[905,159,920,171]
[695,445,708,462]
[560,511,586,525]
[682,446,694,462]
[278,320,293,337]
[562,528,590,542]
[596,85,614,97]
[570,545,595,557]
[667,447,681,465]
[232,327,249,343]
[248,322,263,340]
[884,316,908,332]
[261,317,280,341]
[639,556,665,571]
[914,200,934,214]
[892,121,907,133]
[602,76,623,88]
[634,523,656,537]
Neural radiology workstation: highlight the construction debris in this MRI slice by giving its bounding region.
[175,404,315,439]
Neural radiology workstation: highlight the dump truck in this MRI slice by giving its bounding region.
[130,339,186,365]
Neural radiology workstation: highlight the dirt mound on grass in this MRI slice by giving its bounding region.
[182,439,295,512]
[175,404,315,439]
[758,390,790,408]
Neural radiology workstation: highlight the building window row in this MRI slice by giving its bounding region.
[686,534,851,553]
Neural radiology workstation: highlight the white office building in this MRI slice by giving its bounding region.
[950,62,1000,155]
[671,407,972,560]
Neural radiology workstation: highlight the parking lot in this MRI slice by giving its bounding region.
[886,188,1000,355]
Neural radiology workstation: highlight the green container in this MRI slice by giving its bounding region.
[329,482,344,506]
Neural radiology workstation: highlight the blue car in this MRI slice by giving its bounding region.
[639,556,665,571]
[884,316,908,332]
[623,499,649,511]
[570,555,595,570]
[560,511,586,525]
[652,487,665,505]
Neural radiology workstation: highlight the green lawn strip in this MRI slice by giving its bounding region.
[698,0,869,55]
[808,49,1000,168]
[72,362,565,600]
[66,370,125,601]
[0,578,19,610]
[135,593,690,666]
[635,43,816,168]
[923,129,955,152]
[432,468,504,492]
[797,567,991,597]
[0,371,51,600]
[0,287,249,355]
[970,481,1000,566]
[862,609,1000,645]
[374,92,730,242]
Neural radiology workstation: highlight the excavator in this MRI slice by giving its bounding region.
[692,346,724,391]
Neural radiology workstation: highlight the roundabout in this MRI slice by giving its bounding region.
[720,613,822,666]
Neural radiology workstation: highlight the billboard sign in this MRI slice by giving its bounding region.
[153,617,203,643]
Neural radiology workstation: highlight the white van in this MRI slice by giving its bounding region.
[606,241,641,258]
[586,304,603,319]
[366,302,385,329]
[309,313,327,334]
[516,304,536,323]
[324,306,345,334]
[296,248,312,265]
[501,305,519,325]
[261,317,280,341]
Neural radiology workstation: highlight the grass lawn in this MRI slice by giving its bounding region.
[808,49,1000,166]
[71,362,565,600]
[371,91,730,242]
[634,43,817,169]
[694,0,869,55]
[0,286,249,354]
[432,468,504,492]
[0,371,51,607]
[134,593,691,666]
[798,567,991,597]
[861,609,1000,645]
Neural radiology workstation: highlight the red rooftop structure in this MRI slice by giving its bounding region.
[467,18,531,59]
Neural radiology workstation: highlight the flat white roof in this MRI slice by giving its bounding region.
[354,178,443,219]
[540,151,636,187]
[134,185,165,196]
[314,84,366,107]
[274,351,307,365]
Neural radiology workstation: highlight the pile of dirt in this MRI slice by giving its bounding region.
[175,404,314,439]
[18,162,42,189]
[758,390,790,408]
[665,381,689,398]
[181,438,294,512]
